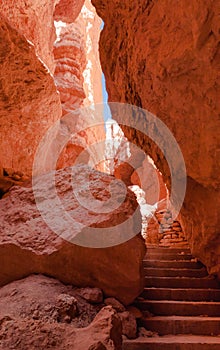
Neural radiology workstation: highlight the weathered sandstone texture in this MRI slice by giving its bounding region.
[93,0,220,275]
[0,165,146,305]
[77,0,104,107]
[54,22,86,114]
[54,0,85,24]
[0,16,61,178]
[114,155,168,205]
[0,0,105,179]
[0,274,122,350]
[146,207,187,247]
[0,0,57,72]
[54,1,105,171]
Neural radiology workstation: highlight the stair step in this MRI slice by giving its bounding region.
[136,300,220,316]
[146,253,193,260]
[140,316,220,336]
[141,288,220,301]
[144,267,207,277]
[123,335,220,350]
[144,260,203,269]
[145,277,220,289]
[146,247,191,254]
[138,249,220,347]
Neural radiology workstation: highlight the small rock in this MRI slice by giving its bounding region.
[56,294,78,322]
[126,306,143,319]
[104,298,125,312]
[78,287,103,304]
[138,327,158,338]
[119,311,137,339]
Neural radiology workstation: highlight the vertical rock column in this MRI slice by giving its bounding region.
[54,0,106,171]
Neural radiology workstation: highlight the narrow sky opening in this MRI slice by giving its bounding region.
[102,73,112,123]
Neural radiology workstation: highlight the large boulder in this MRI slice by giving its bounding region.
[0,165,146,305]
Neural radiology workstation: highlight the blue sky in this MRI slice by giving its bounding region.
[100,21,112,123]
[102,73,112,122]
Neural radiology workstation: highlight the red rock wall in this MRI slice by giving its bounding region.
[0,15,61,177]
[92,0,220,275]
[0,0,57,73]
[0,0,106,179]
[131,157,168,206]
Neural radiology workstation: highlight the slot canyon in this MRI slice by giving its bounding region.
[0,0,219,349]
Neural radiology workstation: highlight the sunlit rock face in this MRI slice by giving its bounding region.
[78,0,104,108]
[54,0,106,172]
[131,157,168,206]
[92,0,220,275]
[0,15,61,178]
[54,0,85,24]
[0,0,105,179]
[54,0,104,114]
[0,0,58,73]
[0,165,146,305]
[105,119,130,175]
[54,21,86,114]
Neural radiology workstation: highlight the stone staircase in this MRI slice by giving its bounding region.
[123,246,220,350]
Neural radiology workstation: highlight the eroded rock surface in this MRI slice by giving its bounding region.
[0,16,61,178]
[54,1,105,171]
[54,22,86,114]
[54,0,85,23]
[93,0,220,275]
[0,0,58,72]
[0,274,122,350]
[0,165,146,304]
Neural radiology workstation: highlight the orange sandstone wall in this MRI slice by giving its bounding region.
[0,0,106,178]
[92,0,220,275]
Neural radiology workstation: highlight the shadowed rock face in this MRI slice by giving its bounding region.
[92,0,220,276]
[0,165,146,305]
